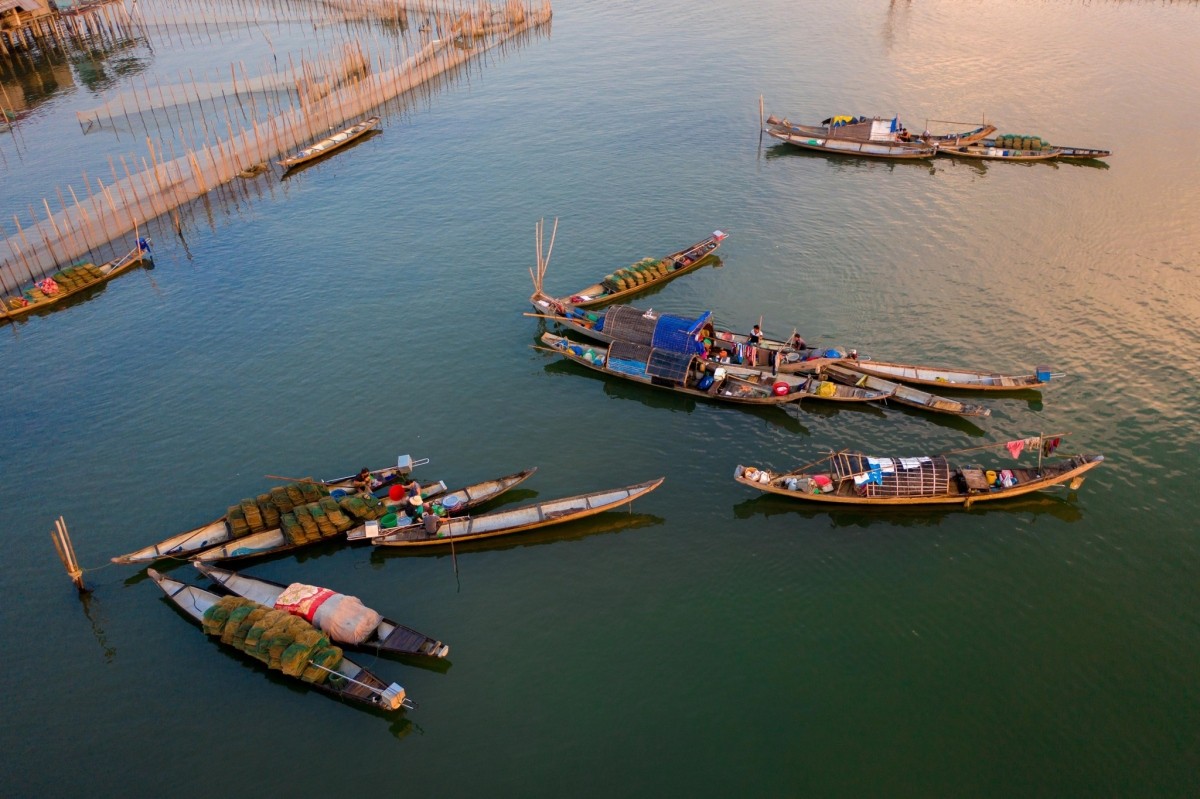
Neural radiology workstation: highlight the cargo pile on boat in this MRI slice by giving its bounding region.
[201,596,346,685]
[603,258,672,293]
[992,134,1052,150]
[226,481,328,538]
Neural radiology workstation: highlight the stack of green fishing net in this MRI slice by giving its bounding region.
[280,496,357,545]
[227,481,328,539]
[994,134,1050,151]
[201,596,345,685]
[50,262,105,291]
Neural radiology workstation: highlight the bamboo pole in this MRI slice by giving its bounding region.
[51,516,90,594]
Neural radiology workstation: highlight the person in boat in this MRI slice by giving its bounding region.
[788,332,806,352]
[747,324,762,367]
[848,349,859,360]
[423,510,442,537]
[354,467,374,495]
[407,495,426,520]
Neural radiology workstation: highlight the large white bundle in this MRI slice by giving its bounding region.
[311,594,382,644]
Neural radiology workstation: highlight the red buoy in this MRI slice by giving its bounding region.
[388,484,405,501]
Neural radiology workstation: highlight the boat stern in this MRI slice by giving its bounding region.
[379,683,409,711]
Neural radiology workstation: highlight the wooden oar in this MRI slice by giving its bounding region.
[264,464,397,485]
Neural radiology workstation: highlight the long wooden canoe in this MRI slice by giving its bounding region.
[540,332,811,406]
[918,123,997,147]
[191,469,535,563]
[764,114,936,159]
[1054,145,1112,160]
[147,569,410,711]
[374,477,664,547]
[530,231,727,313]
[822,363,991,417]
[112,458,427,564]
[278,116,380,169]
[734,450,1104,507]
[344,467,537,543]
[194,563,450,658]
[839,359,1058,390]
[938,142,1063,161]
[2,239,151,322]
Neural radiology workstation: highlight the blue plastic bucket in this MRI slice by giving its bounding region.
[331,489,347,499]
[1036,366,1052,383]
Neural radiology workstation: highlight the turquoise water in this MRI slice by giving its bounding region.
[3,0,1199,795]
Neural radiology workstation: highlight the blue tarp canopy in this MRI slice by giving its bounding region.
[596,305,710,356]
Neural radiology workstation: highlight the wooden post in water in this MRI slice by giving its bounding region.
[51,516,90,594]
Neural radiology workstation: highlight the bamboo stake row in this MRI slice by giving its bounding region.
[0,0,553,297]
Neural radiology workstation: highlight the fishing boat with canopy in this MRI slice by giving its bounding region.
[763,111,936,159]
[735,434,1104,507]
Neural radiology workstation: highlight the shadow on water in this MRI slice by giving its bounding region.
[278,129,384,180]
[873,400,990,436]
[154,594,419,739]
[540,358,809,435]
[731,491,1086,528]
[79,592,118,663]
[367,511,666,564]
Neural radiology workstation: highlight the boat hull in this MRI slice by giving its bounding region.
[531,233,727,313]
[374,478,664,547]
[840,360,1051,391]
[2,243,151,323]
[194,563,450,658]
[147,569,408,711]
[278,116,380,169]
[766,128,935,159]
[736,455,1104,506]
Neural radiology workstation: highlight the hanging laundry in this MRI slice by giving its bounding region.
[1005,440,1026,458]
[1023,436,1041,451]
[1042,437,1061,457]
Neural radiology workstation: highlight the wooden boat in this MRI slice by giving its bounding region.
[194,563,450,658]
[529,219,727,313]
[764,113,936,159]
[2,238,152,322]
[1053,145,1112,160]
[111,456,430,564]
[344,467,538,542]
[734,443,1104,507]
[278,116,380,169]
[147,569,410,711]
[529,303,850,374]
[840,359,1059,391]
[374,477,665,547]
[822,363,991,417]
[534,304,1048,394]
[917,122,997,147]
[191,468,536,563]
[540,331,813,406]
[938,141,1063,161]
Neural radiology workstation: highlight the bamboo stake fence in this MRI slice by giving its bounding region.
[0,0,553,297]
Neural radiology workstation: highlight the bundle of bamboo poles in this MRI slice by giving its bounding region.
[50,516,89,593]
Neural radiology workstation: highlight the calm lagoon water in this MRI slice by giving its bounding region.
[2,0,1199,795]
